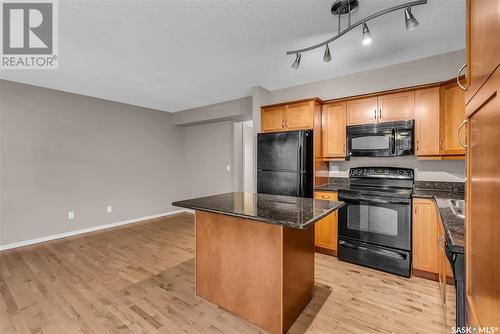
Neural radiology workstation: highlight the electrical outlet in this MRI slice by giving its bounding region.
[68,211,75,220]
[106,205,112,213]
[226,164,231,171]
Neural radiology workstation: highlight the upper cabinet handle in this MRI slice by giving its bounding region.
[379,109,382,119]
[457,119,468,148]
[457,64,468,91]
[373,110,377,119]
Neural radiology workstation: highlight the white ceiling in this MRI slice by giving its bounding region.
[1,0,465,112]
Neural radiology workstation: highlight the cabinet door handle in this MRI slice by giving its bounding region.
[457,64,468,91]
[343,144,346,153]
[457,119,468,148]
[374,110,377,120]
[284,120,288,128]
[379,109,382,119]
[281,120,284,128]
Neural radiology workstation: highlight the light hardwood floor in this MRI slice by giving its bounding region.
[0,213,455,334]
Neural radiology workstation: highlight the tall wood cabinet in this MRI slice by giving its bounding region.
[464,0,500,326]
[465,0,500,104]
[322,102,347,158]
[465,66,500,327]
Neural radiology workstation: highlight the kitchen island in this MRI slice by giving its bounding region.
[173,192,343,334]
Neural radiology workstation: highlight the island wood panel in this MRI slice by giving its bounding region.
[378,90,415,122]
[346,96,378,125]
[465,66,500,327]
[322,102,347,158]
[465,0,500,104]
[195,211,314,334]
[0,212,455,334]
[415,88,441,156]
[285,101,314,130]
[261,105,285,132]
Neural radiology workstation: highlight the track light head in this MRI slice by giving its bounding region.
[323,44,332,62]
[291,54,301,69]
[404,7,419,31]
[362,22,372,46]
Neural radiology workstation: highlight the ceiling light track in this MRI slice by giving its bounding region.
[287,0,427,68]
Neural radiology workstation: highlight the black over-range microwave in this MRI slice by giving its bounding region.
[347,120,414,157]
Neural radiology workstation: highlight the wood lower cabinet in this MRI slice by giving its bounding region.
[415,88,441,156]
[314,191,338,255]
[412,198,453,281]
[346,97,377,125]
[378,91,415,122]
[465,66,500,327]
[322,102,346,158]
[261,100,316,133]
[412,198,439,275]
[440,82,466,155]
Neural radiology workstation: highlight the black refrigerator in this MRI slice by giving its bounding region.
[257,130,313,198]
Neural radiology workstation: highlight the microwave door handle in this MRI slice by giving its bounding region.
[391,128,396,155]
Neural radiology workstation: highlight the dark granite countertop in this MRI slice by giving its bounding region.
[314,178,350,192]
[434,198,465,254]
[172,192,344,230]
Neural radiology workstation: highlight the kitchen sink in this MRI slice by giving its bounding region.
[448,199,465,219]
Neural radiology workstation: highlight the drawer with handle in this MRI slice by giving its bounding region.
[314,191,338,201]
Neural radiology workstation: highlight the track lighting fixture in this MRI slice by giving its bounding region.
[362,22,372,46]
[323,44,332,62]
[291,54,301,69]
[404,7,419,31]
[286,0,427,68]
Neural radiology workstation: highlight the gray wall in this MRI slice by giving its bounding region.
[0,80,186,245]
[183,121,235,198]
[173,96,252,126]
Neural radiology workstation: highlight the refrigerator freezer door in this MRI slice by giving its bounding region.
[257,171,303,197]
[257,131,300,171]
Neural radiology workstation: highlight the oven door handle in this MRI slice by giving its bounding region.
[339,194,410,205]
[339,240,407,260]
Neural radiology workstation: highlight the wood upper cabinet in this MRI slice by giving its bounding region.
[415,88,441,156]
[314,191,338,254]
[465,0,500,104]
[261,101,315,133]
[465,66,500,327]
[261,105,285,132]
[346,97,377,125]
[322,102,347,158]
[440,82,466,155]
[285,101,314,130]
[378,91,415,122]
[412,198,439,274]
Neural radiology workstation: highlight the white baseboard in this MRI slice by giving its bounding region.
[0,209,193,252]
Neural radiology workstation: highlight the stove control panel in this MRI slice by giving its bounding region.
[349,167,414,180]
